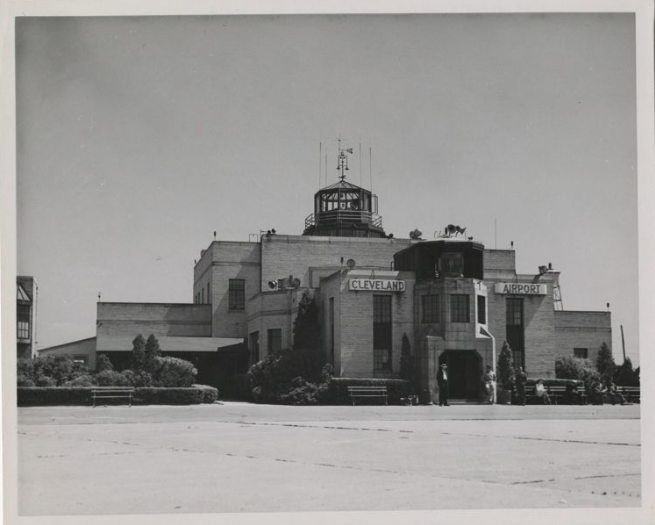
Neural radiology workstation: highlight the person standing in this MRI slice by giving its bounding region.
[515,367,527,406]
[482,365,497,404]
[437,363,450,406]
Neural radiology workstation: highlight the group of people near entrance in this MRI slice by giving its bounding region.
[436,364,630,406]
[435,363,545,406]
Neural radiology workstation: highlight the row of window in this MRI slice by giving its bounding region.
[193,279,247,309]
[420,294,487,324]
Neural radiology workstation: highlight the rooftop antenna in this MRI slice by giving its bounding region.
[359,141,363,186]
[369,143,373,193]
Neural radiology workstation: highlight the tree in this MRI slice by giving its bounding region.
[130,334,147,371]
[496,341,515,404]
[96,353,114,373]
[497,341,514,388]
[613,357,639,386]
[595,342,616,383]
[292,291,323,377]
[144,334,163,371]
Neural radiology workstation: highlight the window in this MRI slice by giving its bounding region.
[373,295,392,371]
[450,294,470,323]
[477,295,486,324]
[574,348,588,359]
[17,304,30,339]
[207,282,211,304]
[73,355,88,366]
[439,252,464,277]
[329,297,335,365]
[229,279,245,311]
[506,298,525,369]
[201,288,205,304]
[268,328,282,354]
[422,294,440,323]
[249,331,260,363]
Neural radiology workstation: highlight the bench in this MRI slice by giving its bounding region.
[620,386,640,404]
[547,386,567,405]
[347,386,388,406]
[573,387,588,405]
[92,387,135,408]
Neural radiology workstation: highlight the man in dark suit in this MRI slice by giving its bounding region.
[437,363,450,406]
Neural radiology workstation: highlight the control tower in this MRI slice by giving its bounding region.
[303,147,386,238]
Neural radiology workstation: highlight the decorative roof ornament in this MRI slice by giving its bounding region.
[438,224,467,238]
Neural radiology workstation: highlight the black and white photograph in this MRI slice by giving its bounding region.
[2,1,654,524]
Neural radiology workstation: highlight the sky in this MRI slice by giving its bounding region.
[14,13,639,364]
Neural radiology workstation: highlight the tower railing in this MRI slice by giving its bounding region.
[304,210,383,230]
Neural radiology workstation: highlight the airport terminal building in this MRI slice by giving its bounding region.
[92,163,611,399]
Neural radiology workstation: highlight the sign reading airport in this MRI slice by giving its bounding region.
[494,283,547,295]
[349,279,406,292]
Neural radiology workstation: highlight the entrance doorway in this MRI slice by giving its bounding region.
[438,350,482,400]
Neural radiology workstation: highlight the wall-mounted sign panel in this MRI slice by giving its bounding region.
[349,279,406,292]
[494,283,547,295]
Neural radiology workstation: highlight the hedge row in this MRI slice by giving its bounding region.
[17,385,219,407]
[329,378,410,405]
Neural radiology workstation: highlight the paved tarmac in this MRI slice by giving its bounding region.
[16,402,641,515]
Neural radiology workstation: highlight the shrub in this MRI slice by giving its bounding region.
[94,370,131,386]
[248,347,323,404]
[193,384,220,403]
[17,387,211,406]
[133,387,202,405]
[35,376,57,387]
[122,369,154,387]
[17,374,35,387]
[65,374,94,387]
[96,353,114,372]
[555,355,600,393]
[152,357,197,387]
[17,358,35,381]
[18,387,94,406]
[614,357,640,386]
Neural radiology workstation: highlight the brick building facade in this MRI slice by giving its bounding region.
[93,155,611,399]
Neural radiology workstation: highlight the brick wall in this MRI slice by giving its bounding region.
[554,310,612,365]
[200,241,261,338]
[325,270,414,378]
[97,303,212,347]
[261,235,412,293]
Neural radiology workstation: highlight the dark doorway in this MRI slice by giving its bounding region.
[439,351,482,400]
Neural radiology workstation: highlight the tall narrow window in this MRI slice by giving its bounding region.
[249,331,260,363]
[229,279,245,311]
[477,295,486,324]
[506,298,525,369]
[268,328,282,354]
[17,304,30,340]
[373,295,392,371]
[329,297,335,365]
[422,294,440,323]
[450,294,470,323]
[201,288,205,304]
[207,282,211,304]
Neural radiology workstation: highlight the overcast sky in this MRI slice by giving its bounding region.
[15,13,639,364]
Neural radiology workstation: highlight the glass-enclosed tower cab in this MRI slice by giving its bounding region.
[303,148,386,238]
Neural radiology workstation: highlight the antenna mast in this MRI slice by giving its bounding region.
[369,144,373,192]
